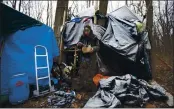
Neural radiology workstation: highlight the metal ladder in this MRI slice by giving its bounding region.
[33,45,54,97]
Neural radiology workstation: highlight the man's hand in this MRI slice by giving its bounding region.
[77,42,84,47]
[89,47,94,53]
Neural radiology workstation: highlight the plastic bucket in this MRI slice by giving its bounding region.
[9,73,29,105]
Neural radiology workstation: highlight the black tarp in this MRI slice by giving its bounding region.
[84,74,168,108]
[0,3,42,37]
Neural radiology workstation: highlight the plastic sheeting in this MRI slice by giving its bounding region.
[62,18,105,48]
[97,14,152,80]
[62,18,93,48]
[108,6,142,21]
[0,3,42,36]
[76,6,96,17]
[48,91,76,108]
[102,6,150,61]
[101,15,150,61]
[1,25,59,95]
[84,74,168,108]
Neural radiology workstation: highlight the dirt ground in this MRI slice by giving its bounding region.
[154,59,173,96]
[2,57,173,108]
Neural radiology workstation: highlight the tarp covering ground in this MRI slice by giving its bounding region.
[84,74,168,108]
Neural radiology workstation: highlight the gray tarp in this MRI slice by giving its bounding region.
[103,6,150,61]
[84,74,168,108]
[101,15,139,61]
[62,18,105,48]
[62,18,94,48]
[108,6,142,21]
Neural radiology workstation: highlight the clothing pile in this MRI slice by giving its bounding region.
[84,74,168,108]
[48,91,76,108]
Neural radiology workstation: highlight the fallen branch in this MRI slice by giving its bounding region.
[155,54,173,70]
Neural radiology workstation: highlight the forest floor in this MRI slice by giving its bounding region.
[2,56,173,108]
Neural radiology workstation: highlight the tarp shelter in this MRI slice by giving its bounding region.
[98,6,152,80]
[0,3,59,96]
[61,6,152,81]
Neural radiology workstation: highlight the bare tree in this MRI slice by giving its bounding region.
[129,0,146,17]
[89,0,91,7]
[172,1,174,74]
[49,1,53,28]
[75,1,78,14]
[28,0,31,16]
[12,0,16,9]
[46,1,50,25]
[86,0,89,8]
[98,0,108,26]
[125,0,128,6]
[145,0,155,79]
[54,0,69,38]
[18,0,22,12]
[92,0,94,6]
[8,0,17,9]
[34,1,44,22]
[21,1,31,16]
[153,0,173,58]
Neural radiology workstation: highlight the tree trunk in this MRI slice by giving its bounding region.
[28,0,31,16]
[98,0,108,26]
[18,0,22,12]
[125,0,128,6]
[145,0,154,80]
[172,1,174,91]
[54,0,68,41]
[12,0,17,9]
[54,0,69,64]
[50,1,53,28]
[46,1,49,25]
[89,0,91,7]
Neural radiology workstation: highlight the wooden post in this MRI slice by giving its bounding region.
[59,9,68,64]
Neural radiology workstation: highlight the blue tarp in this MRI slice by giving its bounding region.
[1,25,59,95]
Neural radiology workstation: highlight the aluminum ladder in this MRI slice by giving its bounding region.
[33,45,54,97]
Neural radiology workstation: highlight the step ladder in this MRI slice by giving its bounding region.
[33,45,54,97]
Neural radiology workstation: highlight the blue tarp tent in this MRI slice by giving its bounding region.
[0,3,59,95]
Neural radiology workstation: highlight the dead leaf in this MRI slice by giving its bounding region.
[145,103,156,108]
